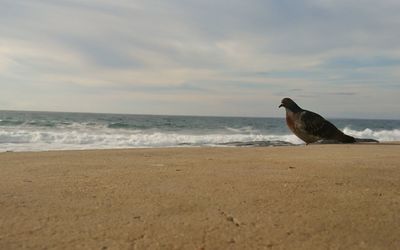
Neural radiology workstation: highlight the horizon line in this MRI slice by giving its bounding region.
[1,109,399,121]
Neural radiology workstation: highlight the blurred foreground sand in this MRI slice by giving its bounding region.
[1,144,400,249]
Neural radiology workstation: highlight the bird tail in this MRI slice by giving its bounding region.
[337,133,356,143]
[338,133,379,143]
[355,138,379,143]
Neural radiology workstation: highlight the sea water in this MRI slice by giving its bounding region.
[0,110,399,152]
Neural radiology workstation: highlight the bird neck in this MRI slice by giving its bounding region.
[286,105,302,113]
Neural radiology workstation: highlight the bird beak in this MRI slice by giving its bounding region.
[279,104,283,108]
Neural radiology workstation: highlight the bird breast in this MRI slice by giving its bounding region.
[285,110,320,143]
[285,110,296,132]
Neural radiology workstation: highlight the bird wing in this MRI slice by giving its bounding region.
[298,110,339,138]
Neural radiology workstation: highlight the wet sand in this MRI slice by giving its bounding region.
[1,144,400,249]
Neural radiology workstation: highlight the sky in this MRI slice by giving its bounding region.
[1,0,400,119]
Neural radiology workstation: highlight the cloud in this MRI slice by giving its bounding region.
[323,56,400,69]
[0,0,399,118]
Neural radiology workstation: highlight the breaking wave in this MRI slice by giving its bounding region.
[1,127,399,152]
[0,128,303,152]
[343,127,400,142]
[1,110,399,152]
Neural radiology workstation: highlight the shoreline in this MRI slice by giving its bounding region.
[1,145,400,249]
[1,140,399,154]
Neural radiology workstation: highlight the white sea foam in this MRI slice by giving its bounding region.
[224,126,260,134]
[0,127,399,152]
[0,126,302,152]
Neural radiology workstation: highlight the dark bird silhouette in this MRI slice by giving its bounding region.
[279,98,357,144]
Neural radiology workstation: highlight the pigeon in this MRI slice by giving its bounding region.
[279,97,356,144]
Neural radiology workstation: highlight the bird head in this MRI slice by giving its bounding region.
[279,98,302,112]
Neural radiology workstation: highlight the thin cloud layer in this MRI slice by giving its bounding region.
[1,0,399,118]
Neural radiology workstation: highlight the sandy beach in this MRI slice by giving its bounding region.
[1,144,400,249]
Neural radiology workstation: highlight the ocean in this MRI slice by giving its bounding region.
[0,110,399,152]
